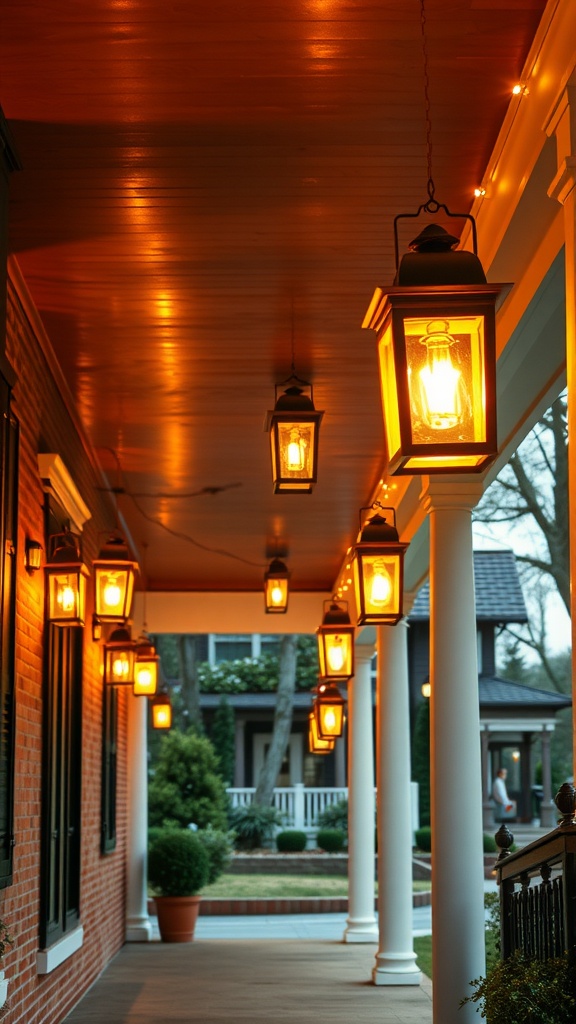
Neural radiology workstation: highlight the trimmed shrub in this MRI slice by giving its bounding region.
[196,826,235,885]
[276,830,307,853]
[148,828,210,897]
[316,828,345,853]
[229,803,282,850]
[316,798,348,835]
[148,729,229,831]
[462,951,576,1022]
[414,826,432,852]
[483,832,498,853]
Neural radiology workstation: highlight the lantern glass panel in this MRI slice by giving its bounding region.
[378,321,402,462]
[105,647,135,685]
[318,631,353,681]
[270,419,318,491]
[404,314,486,445]
[356,551,402,622]
[152,698,172,729]
[308,712,334,754]
[48,569,87,625]
[314,693,345,739]
[265,576,288,613]
[95,566,135,621]
[133,659,158,696]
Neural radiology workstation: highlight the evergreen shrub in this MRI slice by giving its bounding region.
[276,830,307,853]
[316,828,345,853]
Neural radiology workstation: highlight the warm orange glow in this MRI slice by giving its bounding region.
[134,661,158,696]
[314,683,346,739]
[152,693,172,729]
[308,712,334,754]
[317,601,355,681]
[93,538,138,622]
[47,566,89,626]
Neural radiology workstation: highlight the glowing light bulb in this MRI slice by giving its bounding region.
[327,640,345,672]
[103,577,122,609]
[112,654,130,680]
[137,667,152,688]
[370,560,392,606]
[271,584,284,606]
[324,710,336,731]
[418,320,462,430]
[58,583,76,612]
[154,707,170,728]
[286,429,306,470]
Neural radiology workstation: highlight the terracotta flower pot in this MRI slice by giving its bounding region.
[155,895,202,942]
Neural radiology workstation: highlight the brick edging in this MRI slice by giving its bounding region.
[148,891,431,916]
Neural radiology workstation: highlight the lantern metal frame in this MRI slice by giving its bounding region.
[313,682,346,740]
[104,625,137,686]
[264,557,290,614]
[316,599,355,682]
[353,506,408,626]
[151,689,173,730]
[363,204,503,475]
[44,531,89,627]
[265,374,324,493]
[93,533,139,624]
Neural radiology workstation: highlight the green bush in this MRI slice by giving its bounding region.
[462,951,576,1023]
[229,803,282,850]
[316,828,345,853]
[196,826,235,885]
[148,729,229,831]
[316,798,348,835]
[483,832,498,853]
[414,826,432,852]
[148,828,210,897]
[276,830,307,853]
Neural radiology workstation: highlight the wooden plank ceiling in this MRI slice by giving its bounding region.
[0,0,546,594]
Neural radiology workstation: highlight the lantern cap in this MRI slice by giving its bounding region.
[96,532,139,566]
[107,625,134,645]
[48,530,84,565]
[397,223,487,287]
[359,511,400,544]
[321,600,352,627]
[266,557,289,577]
[274,384,316,413]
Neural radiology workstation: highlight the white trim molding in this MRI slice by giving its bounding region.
[36,925,84,975]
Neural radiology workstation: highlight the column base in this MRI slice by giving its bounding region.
[372,952,421,986]
[343,918,378,943]
[126,917,153,942]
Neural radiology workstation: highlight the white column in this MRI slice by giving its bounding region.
[344,641,378,943]
[421,479,485,1024]
[546,83,576,781]
[373,619,420,985]
[126,693,153,942]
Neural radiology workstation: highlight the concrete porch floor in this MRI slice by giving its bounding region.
[64,938,433,1024]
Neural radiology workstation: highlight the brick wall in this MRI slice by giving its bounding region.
[0,270,130,1024]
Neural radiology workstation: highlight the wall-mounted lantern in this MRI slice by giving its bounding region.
[151,689,173,730]
[308,711,335,755]
[133,637,160,696]
[313,682,346,740]
[105,626,136,685]
[45,531,89,626]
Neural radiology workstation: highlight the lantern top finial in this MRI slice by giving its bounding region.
[407,223,459,253]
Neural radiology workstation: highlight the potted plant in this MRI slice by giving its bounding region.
[0,920,14,1008]
[148,829,210,942]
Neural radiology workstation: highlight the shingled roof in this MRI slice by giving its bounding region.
[479,676,571,710]
[410,549,528,624]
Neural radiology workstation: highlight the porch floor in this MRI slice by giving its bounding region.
[63,937,432,1023]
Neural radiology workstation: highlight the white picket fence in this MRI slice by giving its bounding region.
[227,783,419,841]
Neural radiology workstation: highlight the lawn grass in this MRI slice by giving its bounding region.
[203,873,431,899]
[413,931,499,982]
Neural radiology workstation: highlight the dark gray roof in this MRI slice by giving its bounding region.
[198,692,315,711]
[479,676,571,710]
[410,549,528,624]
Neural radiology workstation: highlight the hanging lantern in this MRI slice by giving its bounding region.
[265,377,324,493]
[353,508,408,626]
[316,600,355,682]
[363,222,502,474]
[45,531,89,626]
[151,689,173,730]
[93,534,139,623]
[264,558,290,613]
[308,711,335,755]
[314,682,346,740]
[104,626,136,685]
[133,637,160,696]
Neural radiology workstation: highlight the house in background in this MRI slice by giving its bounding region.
[192,549,570,825]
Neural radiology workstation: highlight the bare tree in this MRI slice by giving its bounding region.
[475,393,569,612]
[253,634,298,806]
[500,570,569,693]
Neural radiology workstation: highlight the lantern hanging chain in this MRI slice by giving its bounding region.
[419,0,439,212]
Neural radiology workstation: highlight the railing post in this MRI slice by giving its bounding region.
[293,783,305,831]
[495,823,515,959]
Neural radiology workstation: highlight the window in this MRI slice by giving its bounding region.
[101,686,118,854]
[212,635,252,664]
[40,622,83,948]
[0,381,17,887]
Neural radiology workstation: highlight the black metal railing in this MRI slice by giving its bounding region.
[495,783,576,961]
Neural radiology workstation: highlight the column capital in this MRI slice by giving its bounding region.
[354,641,376,666]
[419,477,485,516]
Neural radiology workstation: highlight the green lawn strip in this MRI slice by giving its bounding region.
[203,874,431,899]
[413,931,499,982]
